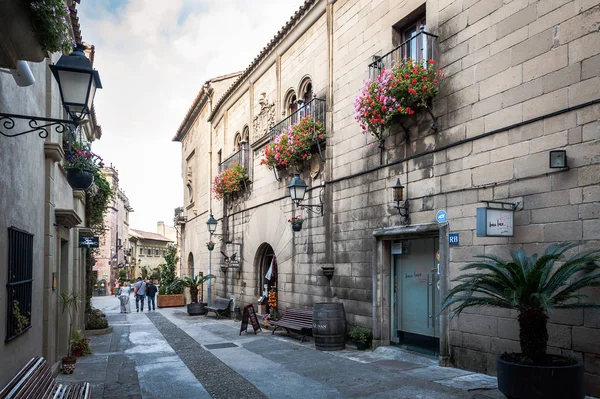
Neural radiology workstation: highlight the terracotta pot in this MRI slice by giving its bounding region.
[157,294,185,308]
[62,356,77,374]
[66,168,94,190]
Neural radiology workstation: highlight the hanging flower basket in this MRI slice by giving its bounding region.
[66,168,94,190]
[289,216,304,232]
[206,241,215,251]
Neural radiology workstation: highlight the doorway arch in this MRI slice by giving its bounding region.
[255,243,277,313]
[187,252,194,277]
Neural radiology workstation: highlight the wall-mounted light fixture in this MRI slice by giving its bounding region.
[288,174,324,216]
[0,44,102,140]
[549,150,568,169]
[392,178,409,223]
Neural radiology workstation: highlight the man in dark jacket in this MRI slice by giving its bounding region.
[146,280,158,311]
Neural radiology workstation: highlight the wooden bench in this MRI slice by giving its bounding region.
[269,308,313,342]
[205,297,233,319]
[0,356,91,399]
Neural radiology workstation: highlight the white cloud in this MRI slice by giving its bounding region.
[77,0,304,232]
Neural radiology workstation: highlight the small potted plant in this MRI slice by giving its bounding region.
[70,329,92,357]
[289,216,304,232]
[63,142,104,190]
[59,291,81,374]
[348,325,372,350]
[442,242,600,399]
[207,240,215,251]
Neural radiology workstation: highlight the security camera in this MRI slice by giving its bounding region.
[0,60,35,87]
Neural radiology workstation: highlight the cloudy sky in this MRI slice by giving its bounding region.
[77,0,304,232]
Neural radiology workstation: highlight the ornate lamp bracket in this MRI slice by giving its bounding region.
[0,112,79,139]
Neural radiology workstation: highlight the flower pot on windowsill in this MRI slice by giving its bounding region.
[292,223,303,232]
[65,168,94,190]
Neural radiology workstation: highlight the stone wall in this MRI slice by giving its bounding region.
[176,0,600,394]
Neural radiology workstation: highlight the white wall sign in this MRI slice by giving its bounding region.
[476,208,514,237]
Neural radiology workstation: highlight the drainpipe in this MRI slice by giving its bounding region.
[439,223,450,366]
[207,87,213,304]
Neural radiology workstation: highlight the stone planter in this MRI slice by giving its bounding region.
[497,355,584,399]
[65,168,94,190]
[157,294,185,308]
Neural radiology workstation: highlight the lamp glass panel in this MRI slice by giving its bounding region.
[550,151,566,168]
[290,184,307,202]
[393,186,404,202]
[86,80,97,110]
[57,69,92,106]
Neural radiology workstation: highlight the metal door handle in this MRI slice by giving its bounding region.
[427,273,430,328]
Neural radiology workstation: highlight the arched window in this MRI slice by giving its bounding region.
[242,126,249,144]
[299,78,313,105]
[284,90,297,116]
[234,132,242,152]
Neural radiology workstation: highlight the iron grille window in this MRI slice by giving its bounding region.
[6,227,33,342]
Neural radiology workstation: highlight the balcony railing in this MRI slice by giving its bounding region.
[219,147,249,173]
[369,30,438,79]
[269,97,326,141]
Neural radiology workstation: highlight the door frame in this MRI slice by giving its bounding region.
[371,223,450,366]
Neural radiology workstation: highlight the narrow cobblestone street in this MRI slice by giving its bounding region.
[55,297,512,399]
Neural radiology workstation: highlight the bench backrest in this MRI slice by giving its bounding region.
[212,297,232,310]
[0,356,55,399]
[280,308,313,323]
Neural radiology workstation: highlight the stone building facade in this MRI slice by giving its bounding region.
[128,229,174,278]
[0,1,101,382]
[174,0,600,394]
[93,166,133,293]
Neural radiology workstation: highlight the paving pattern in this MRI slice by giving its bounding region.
[55,296,531,399]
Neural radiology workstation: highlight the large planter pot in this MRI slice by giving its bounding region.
[187,302,207,316]
[157,294,185,308]
[62,356,77,374]
[497,355,584,399]
[66,168,94,190]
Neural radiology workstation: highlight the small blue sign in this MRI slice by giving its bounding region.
[449,233,459,246]
[436,210,447,224]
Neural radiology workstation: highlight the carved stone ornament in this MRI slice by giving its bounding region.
[252,92,276,142]
[186,166,193,203]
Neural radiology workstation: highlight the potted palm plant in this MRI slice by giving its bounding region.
[59,292,81,374]
[176,274,216,316]
[441,242,600,399]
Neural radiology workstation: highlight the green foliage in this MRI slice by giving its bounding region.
[172,275,216,303]
[441,242,600,364]
[160,245,178,289]
[87,171,114,231]
[11,300,31,336]
[60,292,81,357]
[150,267,161,282]
[118,269,128,281]
[348,325,373,345]
[140,266,149,279]
[70,329,92,357]
[158,285,167,295]
[85,308,108,330]
[28,0,73,53]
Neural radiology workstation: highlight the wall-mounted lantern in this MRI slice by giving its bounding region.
[288,174,324,216]
[549,150,568,169]
[392,178,409,223]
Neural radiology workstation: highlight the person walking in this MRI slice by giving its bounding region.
[134,277,146,312]
[119,282,131,313]
[146,280,157,311]
[115,280,120,297]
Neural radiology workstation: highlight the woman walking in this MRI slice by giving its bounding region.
[119,281,132,313]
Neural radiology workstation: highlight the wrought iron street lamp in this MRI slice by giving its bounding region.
[288,174,324,216]
[207,214,218,235]
[392,178,409,223]
[205,213,219,304]
[0,44,102,139]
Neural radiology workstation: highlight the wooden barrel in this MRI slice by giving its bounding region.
[313,302,346,351]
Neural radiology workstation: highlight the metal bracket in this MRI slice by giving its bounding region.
[295,185,325,216]
[482,200,522,211]
[0,112,79,138]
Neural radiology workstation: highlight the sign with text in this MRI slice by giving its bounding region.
[239,304,261,335]
[449,233,459,246]
[78,236,99,248]
[476,208,514,237]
